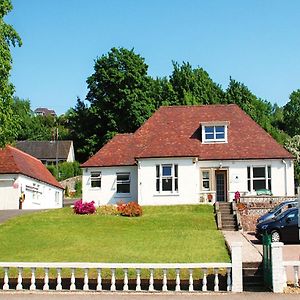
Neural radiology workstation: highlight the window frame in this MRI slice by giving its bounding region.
[90,171,101,189]
[201,123,228,144]
[116,172,131,194]
[156,164,178,193]
[201,170,211,191]
[247,165,271,192]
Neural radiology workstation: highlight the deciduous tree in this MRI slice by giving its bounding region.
[0,0,22,147]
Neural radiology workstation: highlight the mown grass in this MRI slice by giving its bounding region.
[0,205,230,279]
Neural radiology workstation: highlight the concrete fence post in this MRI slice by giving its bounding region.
[231,242,243,292]
[271,242,284,293]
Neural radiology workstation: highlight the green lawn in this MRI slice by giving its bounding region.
[0,205,229,263]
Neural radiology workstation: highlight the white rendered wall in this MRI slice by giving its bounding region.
[137,158,199,206]
[82,166,138,206]
[197,158,294,201]
[0,174,63,210]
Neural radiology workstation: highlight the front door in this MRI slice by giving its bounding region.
[215,170,227,202]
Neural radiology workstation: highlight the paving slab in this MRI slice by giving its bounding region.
[222,231,262,263]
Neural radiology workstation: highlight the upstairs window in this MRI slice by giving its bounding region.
[201,123,228,143]
[91,172,101,188]
[156,164,178,193]
[116,173,130,194]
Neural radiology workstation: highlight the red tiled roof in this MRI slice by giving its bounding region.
[0,146,63,189]
[82,104,293,167]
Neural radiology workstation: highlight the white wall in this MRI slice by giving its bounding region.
[67,142,75,162]
[137,158,199,206]
[82,166,138,206]
[0,174,63,210]
[197,158,294,201]
[82,158,294,206]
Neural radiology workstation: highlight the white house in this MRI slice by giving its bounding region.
[81,104,294,206]
[0,145,64,210]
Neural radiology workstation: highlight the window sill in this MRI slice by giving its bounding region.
[153,192,180,197]
[115,194,132,199]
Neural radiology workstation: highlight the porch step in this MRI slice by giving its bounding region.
[216,202,238,231]
[242,262,266,291]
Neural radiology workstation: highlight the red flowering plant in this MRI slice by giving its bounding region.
[117,201,142,217]
[73,199,96,215]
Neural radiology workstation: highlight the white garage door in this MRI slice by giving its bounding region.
[0,181,19,210]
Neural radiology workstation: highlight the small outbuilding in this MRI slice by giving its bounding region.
[0,145,64,210]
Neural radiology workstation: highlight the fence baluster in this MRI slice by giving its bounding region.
[3,267,9,290]
[30,267,36,290]
[136,268,141,291]
[149,268,154,291]
[188,268,193,291]
[83,268,89,291]
[227,267,232,291]
[43,268,49,290]
[16,267,23,290]
[123,268,129,291]
[202,268,207,291]
[56,268,62,290]
[96,268,102,291]
[175,268,181,291]
[70,268,76,290]
[214,268,219,291]
[111,268,116,291]
[162,269,168,291]
[294,266,299,287]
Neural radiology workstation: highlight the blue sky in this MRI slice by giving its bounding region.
[6,0,300,115]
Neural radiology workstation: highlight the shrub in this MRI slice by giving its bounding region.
[97,205,120,216]
[73,199,96,215]
[117,201,142,217]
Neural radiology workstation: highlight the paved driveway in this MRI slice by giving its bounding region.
[0,210,43,224]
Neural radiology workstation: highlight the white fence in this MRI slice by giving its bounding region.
[270,242,300,292]
[0,243,243,293]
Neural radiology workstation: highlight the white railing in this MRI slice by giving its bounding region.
[0,262,232,292]
[283,261,300,288]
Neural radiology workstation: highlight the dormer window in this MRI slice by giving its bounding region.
[201,122,228,143]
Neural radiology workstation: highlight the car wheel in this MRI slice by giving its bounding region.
[271,230,280,242]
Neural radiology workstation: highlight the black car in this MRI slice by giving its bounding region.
[255,207,299,243]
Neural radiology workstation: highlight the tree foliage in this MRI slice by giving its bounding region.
[284,135,300,182]
[169,62,225,105]
[0,0,22,147]
[283,90,300,137]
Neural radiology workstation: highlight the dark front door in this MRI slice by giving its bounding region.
[215,171,227,202]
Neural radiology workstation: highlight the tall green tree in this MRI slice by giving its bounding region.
[0,0,22,147]
[67,98,99,162]
[225,78,288,144]
[283,89,300,137]
[169,62,225,105]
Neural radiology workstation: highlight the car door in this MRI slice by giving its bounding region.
[280,210,299,242]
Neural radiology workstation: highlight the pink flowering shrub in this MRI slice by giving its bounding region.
[73,199,96,215]
[234,191,241,202]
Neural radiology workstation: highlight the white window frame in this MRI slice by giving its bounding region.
[90,171,101,188]
[201,122,228,144]
[201,170,211,191]
[116,172,131,194]
[156,164,178,193]
[247,165,271,192]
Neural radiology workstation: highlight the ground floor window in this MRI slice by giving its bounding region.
[201,170,211,191]
[247,165,271,192]
[90,171,101,188]
[116,172,130,193]
[156,164,178,192]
